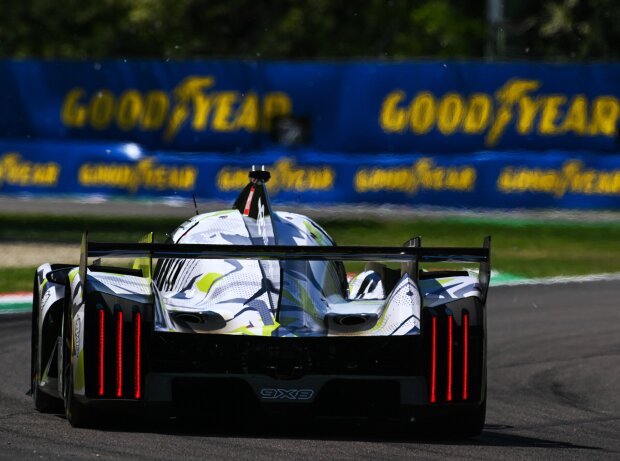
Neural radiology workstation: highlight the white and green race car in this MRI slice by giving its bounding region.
[30,168,490,435]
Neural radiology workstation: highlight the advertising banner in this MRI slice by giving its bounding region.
[2,140,620,210]
[1,60,620,154]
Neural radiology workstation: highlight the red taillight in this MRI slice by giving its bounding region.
[98,309,105,396]
[243,186,255,216]
[447,313,453,402]
[430,316,437,403]
[116,310,123,398]
[134,312,142,399]
[462,311,469,400]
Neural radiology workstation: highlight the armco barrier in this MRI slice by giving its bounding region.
[1,140,620,210]
[1,60,620,154]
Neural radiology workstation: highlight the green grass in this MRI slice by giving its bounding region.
[0,267,36,293]
[1,213,620,293]
[0,214,181,243]
[321,217,620,278]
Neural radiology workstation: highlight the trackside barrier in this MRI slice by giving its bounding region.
[1,140,620,209]
[2,60,620,154]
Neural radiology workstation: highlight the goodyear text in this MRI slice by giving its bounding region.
[379,78,620,147]
[217,158,335,195]
[0,153,60,188]
[354,158,476,195]
[78,158,198,193]
[62,76,292,142]
[497,160,620,198]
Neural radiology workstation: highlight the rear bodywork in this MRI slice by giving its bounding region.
[31,169,490,431]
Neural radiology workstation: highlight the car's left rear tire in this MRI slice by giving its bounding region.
[31,274,63,413]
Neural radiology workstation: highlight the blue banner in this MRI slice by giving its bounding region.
[2,140,620,210]
[2,59,620,209]
[1,60,620,154]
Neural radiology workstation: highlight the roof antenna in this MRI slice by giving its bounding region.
[192,194,200,216]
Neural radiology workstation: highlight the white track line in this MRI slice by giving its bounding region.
[492,272,620,286]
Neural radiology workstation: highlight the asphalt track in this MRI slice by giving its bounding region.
[0,281,619,460]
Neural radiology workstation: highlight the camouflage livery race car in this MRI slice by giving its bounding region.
[30,168,491,435]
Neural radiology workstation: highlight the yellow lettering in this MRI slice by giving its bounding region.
[497,160,620,197]
[538,95,567,135]
[179,167,197,190]
[560,95,588,135]
[409,92,436,134]
[191,94,212,131]
[379,90,408,133]
[354,170,368,193]
[589,96,620,136]
[117,90,143,131]
[354,159,476,195]
[0,153,60,187]
[216,158,333,195]
[78,159,197,193]
[487,79,541,147]
[89,90,115,130]
[60,76,297,142]
[516,96,542,134]
[462,94,492,134]
[437,93,465,135]
[165,76,215,141]
[212,92,238,132]
[141,91,169,130]
[61,88,88,128]
[234,92,259,131]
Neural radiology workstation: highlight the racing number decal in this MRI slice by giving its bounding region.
[260,388,314,400]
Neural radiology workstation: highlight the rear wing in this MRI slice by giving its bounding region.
[80,233,491,301]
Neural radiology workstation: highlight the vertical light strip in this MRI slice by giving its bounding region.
[243,186,255,216]
[98,309,105,396]
[430,316,437,403]
[447,313,453,402]
[134,312,142,399]
[116,310,123,398]
[462,311,469,400]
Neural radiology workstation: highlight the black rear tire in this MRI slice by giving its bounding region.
[64,363,98,428]
[32,376,63,413]
[31,273,63,413]
[451,398,486,437]
[415,396,486,438]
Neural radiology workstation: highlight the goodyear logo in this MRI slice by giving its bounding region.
[354,158,476,195]
[379,78,620,147]
[0,153,60,188]
[78,158,198,193]
[497,160,620,198]
[217,158,335,195]
[61,76,292,142]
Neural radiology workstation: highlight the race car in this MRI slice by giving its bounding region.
[30,167,491,435]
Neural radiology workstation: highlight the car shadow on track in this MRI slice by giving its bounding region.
[55,413,602,453]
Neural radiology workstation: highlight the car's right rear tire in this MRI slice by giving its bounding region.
[61,282,98,428]
[451,398,486,437]
[414,393,486,438]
